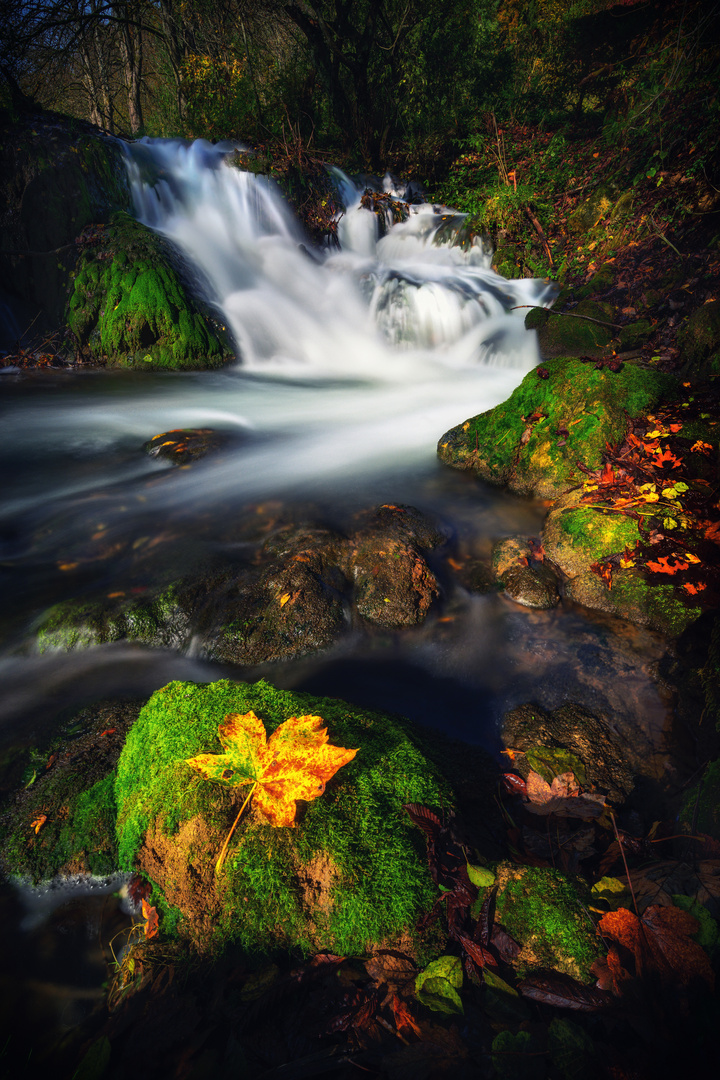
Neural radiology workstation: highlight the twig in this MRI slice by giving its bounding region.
[215,782,257,876]
[611,811,639,918]
[649,215,683,258]
[510,303,623,329]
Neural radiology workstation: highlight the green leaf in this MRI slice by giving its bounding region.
[590,876,630,910]
[415,955,464,1014]
[663,516,678,530]
[416,975,464,1015]
[672,895,720,954]
[526,746,586,787]
[467,863,496,888]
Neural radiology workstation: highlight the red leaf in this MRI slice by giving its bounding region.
[457,931,497,970]
[683,581,706,594]
[598,905,714,989]
[654,448,682,470]
[391,994,422,1038]
[141,899,159,939]
[600,462,615,485]
[501,773,527,796]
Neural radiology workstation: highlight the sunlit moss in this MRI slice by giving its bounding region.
[115,679,452,957]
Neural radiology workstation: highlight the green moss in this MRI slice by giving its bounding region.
[115,679,452,957]
[66,212,234,370]
[2,773,117,883]
[526,300,615,356]
[619,318,652,351]
[494,864,600,982]
[438,357,678,498]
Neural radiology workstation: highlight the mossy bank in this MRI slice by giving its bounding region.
[115,679,453,957]
[66,212,234,369]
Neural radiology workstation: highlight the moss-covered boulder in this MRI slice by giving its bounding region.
[491,536,559,609]
[679,301,720,380]
[0,701,140,883]
[115,679,453,957]
[66,212,234,370]
[525,300,615,358]
[491,863,601,981]
[438,358,678,499]
[542,490,702,636]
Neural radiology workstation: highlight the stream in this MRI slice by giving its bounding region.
[0,139,675,1063]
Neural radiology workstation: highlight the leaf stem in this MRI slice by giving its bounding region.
[215,782,257,877]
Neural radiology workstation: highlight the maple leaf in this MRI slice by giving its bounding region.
[141,898,159,939]
[598,905,714,989]
[600,461,615,485]
[654,448,682,470]
[30,814,47,834]
[683,582,706,595]
[523,770,607,819]
[187,711,357,829]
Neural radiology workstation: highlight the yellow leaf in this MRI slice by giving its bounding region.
[186,711,357,829]
[619,558,636,569]
[685,553,702,564]
[30,814,47,834]
[279,593,291,607]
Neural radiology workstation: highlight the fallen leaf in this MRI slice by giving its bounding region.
[518,972,613,1011]
[690,440,713,455]
[392,993,422,1037]
[141,898,159,939]
[30,815,47,834]
[278,593,291,607]
[598,905,714,989]
[683,582,706,594]
[655,448,682,470]
[600,462,615,485]
[186,711,357,827]
[524,770,607,819]
[645,556,689,575]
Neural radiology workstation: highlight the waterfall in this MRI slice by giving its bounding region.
[123,138,555,376]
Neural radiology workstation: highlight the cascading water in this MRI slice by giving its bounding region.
[0,138,669,754]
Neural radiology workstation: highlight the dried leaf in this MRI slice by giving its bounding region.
[30,814,47,834]
[141,899,159,939]
[524,770,607,819]
[646,556,689,575]
[598,904,714,988]
[186,711,357,827]
[392,993,422,1038]
[518,972,614,1011]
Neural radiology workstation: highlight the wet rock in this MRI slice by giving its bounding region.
[114,679,453,955]
[66,211,234,370]
[438,357,678,499]
[501,702,635,805]
[525,299,615,358]
[209,526,349,663]
[679,300,720,380]
[143,428,240,465]
[491,536,559,609]
[346,505,445,628]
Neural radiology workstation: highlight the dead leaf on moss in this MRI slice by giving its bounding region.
[524,770,607,819]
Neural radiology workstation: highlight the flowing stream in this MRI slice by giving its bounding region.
[0,139,671,752]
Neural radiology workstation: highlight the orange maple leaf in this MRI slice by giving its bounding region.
[600,461,615,485]
[683,582,707,595]
[524,770,607,820]
[645,556,689,575]
[598,905,714,989]
[30,814,47,834]
[654,448,682,470]
[141,898,160,939]
[187,712,357,829]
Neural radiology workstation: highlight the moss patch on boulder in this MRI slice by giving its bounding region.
[679,300,720,381]
[67,212,234,370]
[437,358,678,498]
[525,300,615,358]
[114,679,453,957]
[491,863,601,981]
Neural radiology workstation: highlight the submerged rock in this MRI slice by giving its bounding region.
[143,428,242,465]
[438,357,678,499]
[501,702,635,804]
[66,212,234,370]
[114,679,453,955]
[491,536,559,609]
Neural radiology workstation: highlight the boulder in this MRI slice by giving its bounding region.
[525,300,615,358]
[679,300,720,380]
[114,679,454,955]
[66,212,234,370]
[438,357,678,499]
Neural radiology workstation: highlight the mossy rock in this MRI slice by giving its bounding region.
[681,758,720,841]
[567,189,614,235]
[438,358,678,498]
[66,212,234,370]
[114,679,453,957]
[619,318,652,351]
[0,701,140,883]
[679,301,720,381]
[492,863,601,981]
[525,300,615,358]
[34,583,195,654]
[543,492,702,636]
